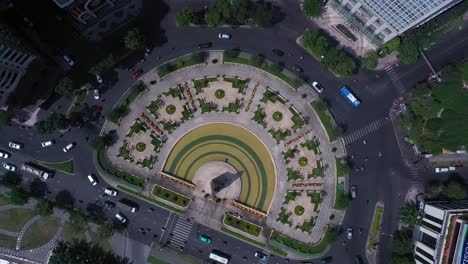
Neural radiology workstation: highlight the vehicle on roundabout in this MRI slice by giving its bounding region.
[218,33,231,39]
[8,141,23,150]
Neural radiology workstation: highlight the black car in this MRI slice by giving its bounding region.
[292,65,304,73]
[320,256,333,263]
[198,42,212,49]
[104,201,115,208]
[272,49,284,56]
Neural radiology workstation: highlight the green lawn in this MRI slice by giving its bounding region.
[148,256,169,264]
[277,208,292,226]
[310,160,324,178]
[0,208,38,232]
[287,168,304,181]
[96,148,146,187]
[220,227,266,248]
[284,191,301,204]
[21,216,60,250]
[41,160,75,174]
[368,207,383,249]
[310,101,341,141]
[335,157,350,177]
[117,185,184,214]
[89,230,113,252]
[270,228,337,255]
[0,194,9,206]
[272,247,288,256]
[62,221,85,243]
[223,214,261,237]
[0,234,17,250]
[152,185,191,208]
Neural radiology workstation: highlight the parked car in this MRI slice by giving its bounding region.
[198,42,212,49]
[96,75,103,84]
[350,185,357,199]
[63,55,75,66]
[8,141,23,150]
[292,65,303,73]
[62,143,75,153]
[3,163,16,171]
[218,33,231,39]
[347,227,353,240]
[115,212,127,223]
[435,167,449,173]
[41,140,54,148]
[87,174,98,186]
[272,49,284,56]
[93,89,100,100]
[312,81,324,93]
[199,235,212,244]
[255,252,268,261]
[0,150,10,159]
[131,69,143,79]
[104,188,118,196]
[320,256,333,263]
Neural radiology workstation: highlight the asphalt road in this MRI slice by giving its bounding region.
[1,0,468,263]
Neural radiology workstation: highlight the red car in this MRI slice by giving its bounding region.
[131,69,143,79]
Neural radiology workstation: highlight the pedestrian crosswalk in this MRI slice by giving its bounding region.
[385,64,406,97]
[167,217,193,251]
[257,250,271,264]
[342,118,391,144]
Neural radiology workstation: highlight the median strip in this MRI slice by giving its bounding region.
[368,204,384,250]
[151,184,191,208]
[223,213,262,237]
[40,160,75,174]
[219,227,266,248]
[117,185,184,214]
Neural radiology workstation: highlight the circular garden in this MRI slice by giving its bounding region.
[136,142,146,152]
[272,111,283,122]
[166,104,176,115]
[298,157,308,167]
[294,205,304,216]
[215,89,225,99]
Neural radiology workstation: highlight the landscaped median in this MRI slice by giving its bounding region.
[223,213,262,237]
[96,148,146,187]
[269,227,338,256]
[151,184,191,208]
[40,160,75,174]
[310,100,342,142]
[117,185,184,214]
[368,205,384,250]
[334,157,350,210]
[156,52,207,78]
[220,227,266,248]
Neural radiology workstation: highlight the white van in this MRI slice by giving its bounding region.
[87,174,97,186]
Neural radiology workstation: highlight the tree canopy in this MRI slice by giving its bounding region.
[0,110,12,127]
[399,202,420,227]
[55,77,75,99]
[176,7,194,26]
[303,0,324,18]
[49,240,130,264]
[123,28,146,51]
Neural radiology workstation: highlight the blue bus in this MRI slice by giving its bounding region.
[340,86,360,107]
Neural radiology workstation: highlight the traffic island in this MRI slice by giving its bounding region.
[40,160,75,175]
[366,202,384,263]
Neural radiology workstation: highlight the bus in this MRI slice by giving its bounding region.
[209,250,231,264]
[21,163,51,181]
[340,86,360,107]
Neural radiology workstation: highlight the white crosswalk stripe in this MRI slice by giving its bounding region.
[343,118,391,144]
[385,64,406,97]
[167,217,193,251]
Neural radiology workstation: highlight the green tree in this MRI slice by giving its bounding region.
[362,51,379,70]
[0,110,12,126]
[398,37,419,64]
[253,2,273,27]
[303,0,324,18]
[424,182,441,199]
[381,37,400,54]
[69,211,89,232]
[391,255,414,264]
[335,54,356,77]
[90,136,106,150]
[37,198,54,216]
[206,8,223,27]
[392,230,413,256]
[49,240,130,264]
[176,7,194,26]
[303,29,319,50]
[9,187,29,205]
[443,180,467,200]
[106,105,128,124]
[408,96,441,123]
[313,36,328,58]
[55,77,75,99]
[123,28,146,51]
[29,178,48,197]
[399,202,420,227]
[89,54,115,75]
[97,223,114,240]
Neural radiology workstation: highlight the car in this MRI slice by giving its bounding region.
[104,201,115,208]
[0,151,10,159]
[199,235,212,244]
[350,185,357,199]
[63,55,75,66]
[104,188,118,196]
[347,227,353,239]
[87,174,98,186]
[320,256,333,263]
[96,75,103,84]
[435,167,449,173]
[8,141,23,150]
[312,81,324,93]
[198,42,212,49]
[449,166,456,171]
[272,49,284,56]
[254,252,268,261]
[218,33,231,39]
[62,143,75,152]
[115,212,127,223]
[292,65,303,73]
[41,140,54,148]
[93,89,100,100]
[131,69,143,79]
[3,163,16,171]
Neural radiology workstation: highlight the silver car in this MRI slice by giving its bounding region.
[312,81,324,93]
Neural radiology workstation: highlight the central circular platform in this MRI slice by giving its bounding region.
[162,123,276,212]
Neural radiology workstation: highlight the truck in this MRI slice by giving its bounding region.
[21,163,51,181]
[117,199,137,213]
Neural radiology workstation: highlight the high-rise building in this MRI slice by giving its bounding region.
[413,200,468,264]
[331,0,464,44]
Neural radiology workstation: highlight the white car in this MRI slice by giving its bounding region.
[312,81,324,93]
[115,212,127,223]
[93,89,100,100]
[347,227,353,240]
[104,188,118,196]
[218,33,231,39]
[435,167,449,173]
[0,151,9,159]
[63,55,75,66]
[87,174,98,186]
[8,141,22,150]
[3,163,16,172]
[63,143,75,153]
[41,140,54,148]
[96,75,103,84]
